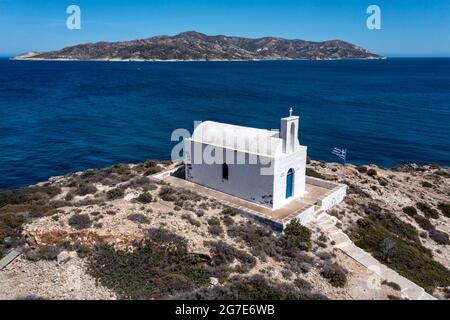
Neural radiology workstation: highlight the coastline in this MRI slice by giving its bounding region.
[10,56,386,62]
[1,159,447,192]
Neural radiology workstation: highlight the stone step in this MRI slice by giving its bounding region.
[316,216,335,225]
[329,231,351,245]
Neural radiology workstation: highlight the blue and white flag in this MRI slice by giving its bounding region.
[331,147,347,161]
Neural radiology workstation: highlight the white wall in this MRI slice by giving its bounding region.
[290,205,315,225]
[185,140,275,207]
[317,186,347,211]
[272,146,307,209]
[184,137,308,210]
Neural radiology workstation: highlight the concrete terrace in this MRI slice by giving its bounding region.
[167,175,328,219]
[153,164,345,230]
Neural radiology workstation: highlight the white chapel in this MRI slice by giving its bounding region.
[184,109,307,209]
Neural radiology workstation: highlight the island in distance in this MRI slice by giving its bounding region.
[13,31,382,61]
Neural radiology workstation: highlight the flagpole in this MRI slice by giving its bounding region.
[341,148,346,183]
[344,148,347,166]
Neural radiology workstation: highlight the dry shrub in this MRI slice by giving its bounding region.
[68,213,92,230]
[429,229,449,245]
[182,214,201,227]
[206,241,256,280]
[416,202,439,219]
[136,192,153,203]
[320,262,347,287]
[106,187,125,200]
[183,275,327,300]
[87,228,209,299]
[127,213,150,224]
[75,183,97,196]
[437,202,450,218]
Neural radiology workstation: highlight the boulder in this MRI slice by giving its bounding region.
[57,251,71,264]
[209,277,219,286]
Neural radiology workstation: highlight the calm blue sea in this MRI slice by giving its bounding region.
[0,58,449,189]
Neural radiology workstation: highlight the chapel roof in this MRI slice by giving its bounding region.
[189,121,283,157]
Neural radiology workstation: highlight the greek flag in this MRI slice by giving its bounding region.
[331,147,347,161]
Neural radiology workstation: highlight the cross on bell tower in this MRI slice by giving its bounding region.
[280,107,300,153]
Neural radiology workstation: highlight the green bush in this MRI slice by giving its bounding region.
[158,186,177,201]
[437,202,450,218]
[195,209,205,217]
[145,160,158,168]
[207,217,221,226]
[281,219,312,251]
[350,217,450,292]
[221,215,234,226]
[416,202,439,219]
[207,241,256,280]
[87,229,210,299]
[75,183,97,196]
[127,176,154,189]
[183,275,327,300]
[402,206,417,217]
[0,204,57,259]
[320,263,347,287]
[414,215,433,231]
[364,204,419,243]
[0,185,61,207]
[136,192,153,203]
[144,166,162,176]
[227,222,281,258]
[429,229,449,245]
[182,214,201,227]
[158,186,202,204]
[367,169,378,177]
[356,166,367,173]
[379,238,397,260]
[127,213,150,224]
[68,213,92,230]
[293,278,312,291]
[221,207,238,216]
[65,164,134,187]
[64,192,74,201]
[421,181,433,188]
[208,224,224,236]
[106,187,125,200]
[0,212,26,229]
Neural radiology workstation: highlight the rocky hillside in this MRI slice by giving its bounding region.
[307,160,450,298]
[0,160,448,300]
[14,31,382,61]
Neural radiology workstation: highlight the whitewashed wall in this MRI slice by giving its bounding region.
[317,186,347,211]
[272,146,307,209]
[185,140,275,207]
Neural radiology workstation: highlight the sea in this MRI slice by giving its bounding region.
[0,58,449,189]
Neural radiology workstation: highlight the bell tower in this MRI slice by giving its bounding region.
[280,107,299,153]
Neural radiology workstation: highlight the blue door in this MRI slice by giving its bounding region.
[286,169,293,198]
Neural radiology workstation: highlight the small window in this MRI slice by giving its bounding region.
[222,163,229,180]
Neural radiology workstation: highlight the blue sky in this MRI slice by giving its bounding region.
[1,0,449,57]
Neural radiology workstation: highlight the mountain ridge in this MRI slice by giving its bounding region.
[14,31,382,61]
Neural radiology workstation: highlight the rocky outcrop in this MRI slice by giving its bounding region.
[1,160,448,300]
